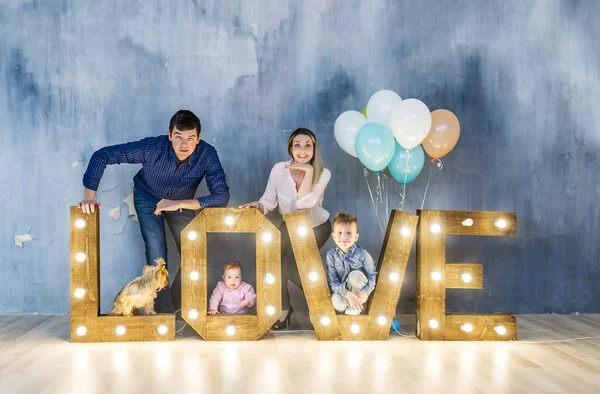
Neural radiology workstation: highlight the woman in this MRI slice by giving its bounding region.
[240,128,331,330]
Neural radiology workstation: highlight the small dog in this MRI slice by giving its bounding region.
[109,258,169,316]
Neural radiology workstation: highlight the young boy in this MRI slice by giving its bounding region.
[326,212,377,315]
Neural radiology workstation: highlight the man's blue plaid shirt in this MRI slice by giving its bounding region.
[83,135,230,207]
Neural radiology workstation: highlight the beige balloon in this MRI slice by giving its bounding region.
[422,109,460,159]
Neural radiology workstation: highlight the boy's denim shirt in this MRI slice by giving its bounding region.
[326,243,378,297]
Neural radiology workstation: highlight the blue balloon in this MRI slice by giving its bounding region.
[387,142,425,184]
[355,122,396,171]
[391,318,401,331]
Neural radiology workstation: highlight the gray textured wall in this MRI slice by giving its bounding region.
[1,0,599,315]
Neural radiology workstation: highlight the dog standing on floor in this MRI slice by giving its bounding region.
[109,258,169,316]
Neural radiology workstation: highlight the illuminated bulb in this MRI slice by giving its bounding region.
[495,219,507,229]
[265,273,275,284]
[461,323,473,333]
[190,271,200,281]
[75,219,86,228]
[494,326,507,335]
[76,326,87,336]
[430,224,441,233]
[400,227,411,237]
[320,316,330,326]
[377,316,387,326]
[266,306,276,315]
[187,231,197,241]
[226,326,236,336]
[116,326,126,335]
[297,226,308,236]
[429,319,439,329]
[74,288,85,298]
[262,233,272,242]
[461,273,472,283]
[188,309,198,319]
[158,325,168,335]
[75,252,86,262]
[431,272,442,281]
[350,324,360,334]
[389,273,400,282]
[462,218,474,226]
[225,216,234,225]
[308,272,318,281]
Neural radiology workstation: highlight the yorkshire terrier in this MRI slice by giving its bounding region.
[109,258,169,316]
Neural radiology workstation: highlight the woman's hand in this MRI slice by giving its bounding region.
[154,199,181,215]
[285,163,313,175]
[239,201,263,212]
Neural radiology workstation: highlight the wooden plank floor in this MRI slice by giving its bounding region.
[1,314,599,393]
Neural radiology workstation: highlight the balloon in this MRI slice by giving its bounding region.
[387,143,425,184]
[334,110,368,157]
[422,109,460,159]
[361,106,367,117]
[391,318,401,331]
[366,90,402,125]
[355,122,396,171]
[390,98,432,149]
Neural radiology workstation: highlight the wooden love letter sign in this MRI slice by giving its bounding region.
[70,207,175,342]
[284,209,418,340]
[181,208,281,340]
[416,210,517,341]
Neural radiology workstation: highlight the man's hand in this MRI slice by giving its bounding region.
[77,200,102,214]
[154,199,180,215]
[357,290,369,304]
[346,291,363,312]
[240,300,252,308]
[208,309,220,315]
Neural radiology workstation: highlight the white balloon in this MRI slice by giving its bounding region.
[390,98,432,149]
[334,110,367,157]
[366,90,402,125]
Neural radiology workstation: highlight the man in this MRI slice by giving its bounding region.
[78,110,230,313]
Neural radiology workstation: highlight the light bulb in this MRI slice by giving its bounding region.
[225,216,234,225]
[461,323,473,333]
[297,226,308,236]
[189,271,200,281]
[226,326,236,336]
[76,326,87,336]
[265,273,275,284]
[461,273,472,283]
[389,273,400,282]
[495,219,507,229]
[262,233,272,242]
[75,219,86,228]
[158,325,168,335]
[320,316,330,326]
[400,227,411,237]
[494,326,507,335]
[187,231,197,240]
[116,326,126,335]
[377,316,387,326]
[74,288,85,298]
[188,309,198,319]
[429,319,439,329]
[266,306,276,315]
[309,272,318,281]
[350,324,360,334]
[431,272,442,281]
[461,218,473,227]
[430,224,441,233]
[75,252,86,262]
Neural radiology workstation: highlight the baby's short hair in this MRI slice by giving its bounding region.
[333,212,358,228]
[222,260,242,275]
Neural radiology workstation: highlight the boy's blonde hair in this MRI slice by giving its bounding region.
[333,212,358,229]
[222,260,242,275]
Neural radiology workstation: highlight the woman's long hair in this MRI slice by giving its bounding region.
[287,128,325,185]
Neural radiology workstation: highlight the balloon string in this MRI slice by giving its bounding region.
[400,149,412,211]
[363,165,384,236]
[381,170,389,226]
[420,158,443,210]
